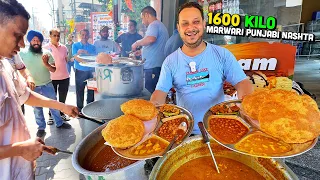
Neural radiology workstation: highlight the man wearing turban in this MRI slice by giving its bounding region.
[19,30,72,137]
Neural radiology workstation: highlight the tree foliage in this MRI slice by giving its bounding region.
[121,0,149,23]
[98,0,150,28]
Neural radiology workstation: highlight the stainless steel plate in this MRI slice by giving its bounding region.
[77,55,97,62]
[79,60,139,68]
[110,104,194,160]
[79,62,106,68]
[203,100,318,158]
[154,105,194,152]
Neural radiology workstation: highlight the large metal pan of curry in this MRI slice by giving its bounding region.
[149,135,298,180]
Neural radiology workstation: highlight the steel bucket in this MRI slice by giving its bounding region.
[72,123,148,180]
[150,135,299,180]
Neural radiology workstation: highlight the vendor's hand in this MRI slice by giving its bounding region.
[26,76,35,91]
[77,49,88,55]
[133,50,141,57]
[129,53,136,59]
[61,104,78,118]
[42,54,50,65]
[14,138,45,161]
[151,101,162,106]
[131,42,138,51]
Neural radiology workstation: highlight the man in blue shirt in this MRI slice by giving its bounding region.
[164,29,184,58]
[132,6,169,93]
[73,29,96,111]
[150,2,253,134]
[116,20,142,57]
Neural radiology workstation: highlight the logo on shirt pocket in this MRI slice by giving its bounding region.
[186,70,209,85]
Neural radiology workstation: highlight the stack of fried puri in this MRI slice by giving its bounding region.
[102,115,145,148]
[102,99,158,149]
[242,89,320,143]
[121,99,158,120]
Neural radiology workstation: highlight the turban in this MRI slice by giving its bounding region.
[27,30,44,43]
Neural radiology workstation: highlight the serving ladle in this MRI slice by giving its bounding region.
[162,121,187,156]
[198,122,220,173]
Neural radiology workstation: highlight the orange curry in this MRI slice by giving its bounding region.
[208,117,249,144]
[234,132,292,156]
[158,117,188,142]
[170,156,264,180]
[83,139,137,172]
[131,136,169,156]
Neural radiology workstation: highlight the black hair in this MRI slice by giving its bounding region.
[129,20,137,27]
[141,6,157,17]
[0,0,30,24]
[177,2,204,23]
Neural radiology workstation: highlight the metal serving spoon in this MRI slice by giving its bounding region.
[198,122,220,173]
[162,121,187,156]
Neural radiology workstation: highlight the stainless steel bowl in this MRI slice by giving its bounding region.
[72,123,148,180]
[150,135,299,180]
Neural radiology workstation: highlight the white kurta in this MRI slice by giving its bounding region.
[0,59,34,180]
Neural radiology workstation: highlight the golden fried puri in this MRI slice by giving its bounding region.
[101,115,145,148]
[242,89,320,143]
[241,89,268,120]
[275,77,293,91]
[121,99,158,121]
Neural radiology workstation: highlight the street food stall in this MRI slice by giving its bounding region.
[70,39,320,180]
[72,92,319,180]
[68,0,320,179]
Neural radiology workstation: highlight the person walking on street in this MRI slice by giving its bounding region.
[116,20,142,57]
[132,6,169,93]
[43,28,70,122]
[0,1,78,179]
[20,30,72,137]
[66,34,75,74]
[73,29,96,112]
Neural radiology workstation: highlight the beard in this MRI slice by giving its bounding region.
[29,44,42,54]
[100,35,109,40]
[182,29,203,48]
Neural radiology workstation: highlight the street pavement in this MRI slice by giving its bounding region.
[25,71,99,180]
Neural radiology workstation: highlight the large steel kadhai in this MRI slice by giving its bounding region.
[149,136,299,180]
[72,124,148,180]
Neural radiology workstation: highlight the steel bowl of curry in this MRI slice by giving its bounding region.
[72,123,147,180]
[149,135,299,180]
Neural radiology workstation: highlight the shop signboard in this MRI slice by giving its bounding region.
[91,12,114,42]
[90,12,130,42]
[223,42,296,97]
